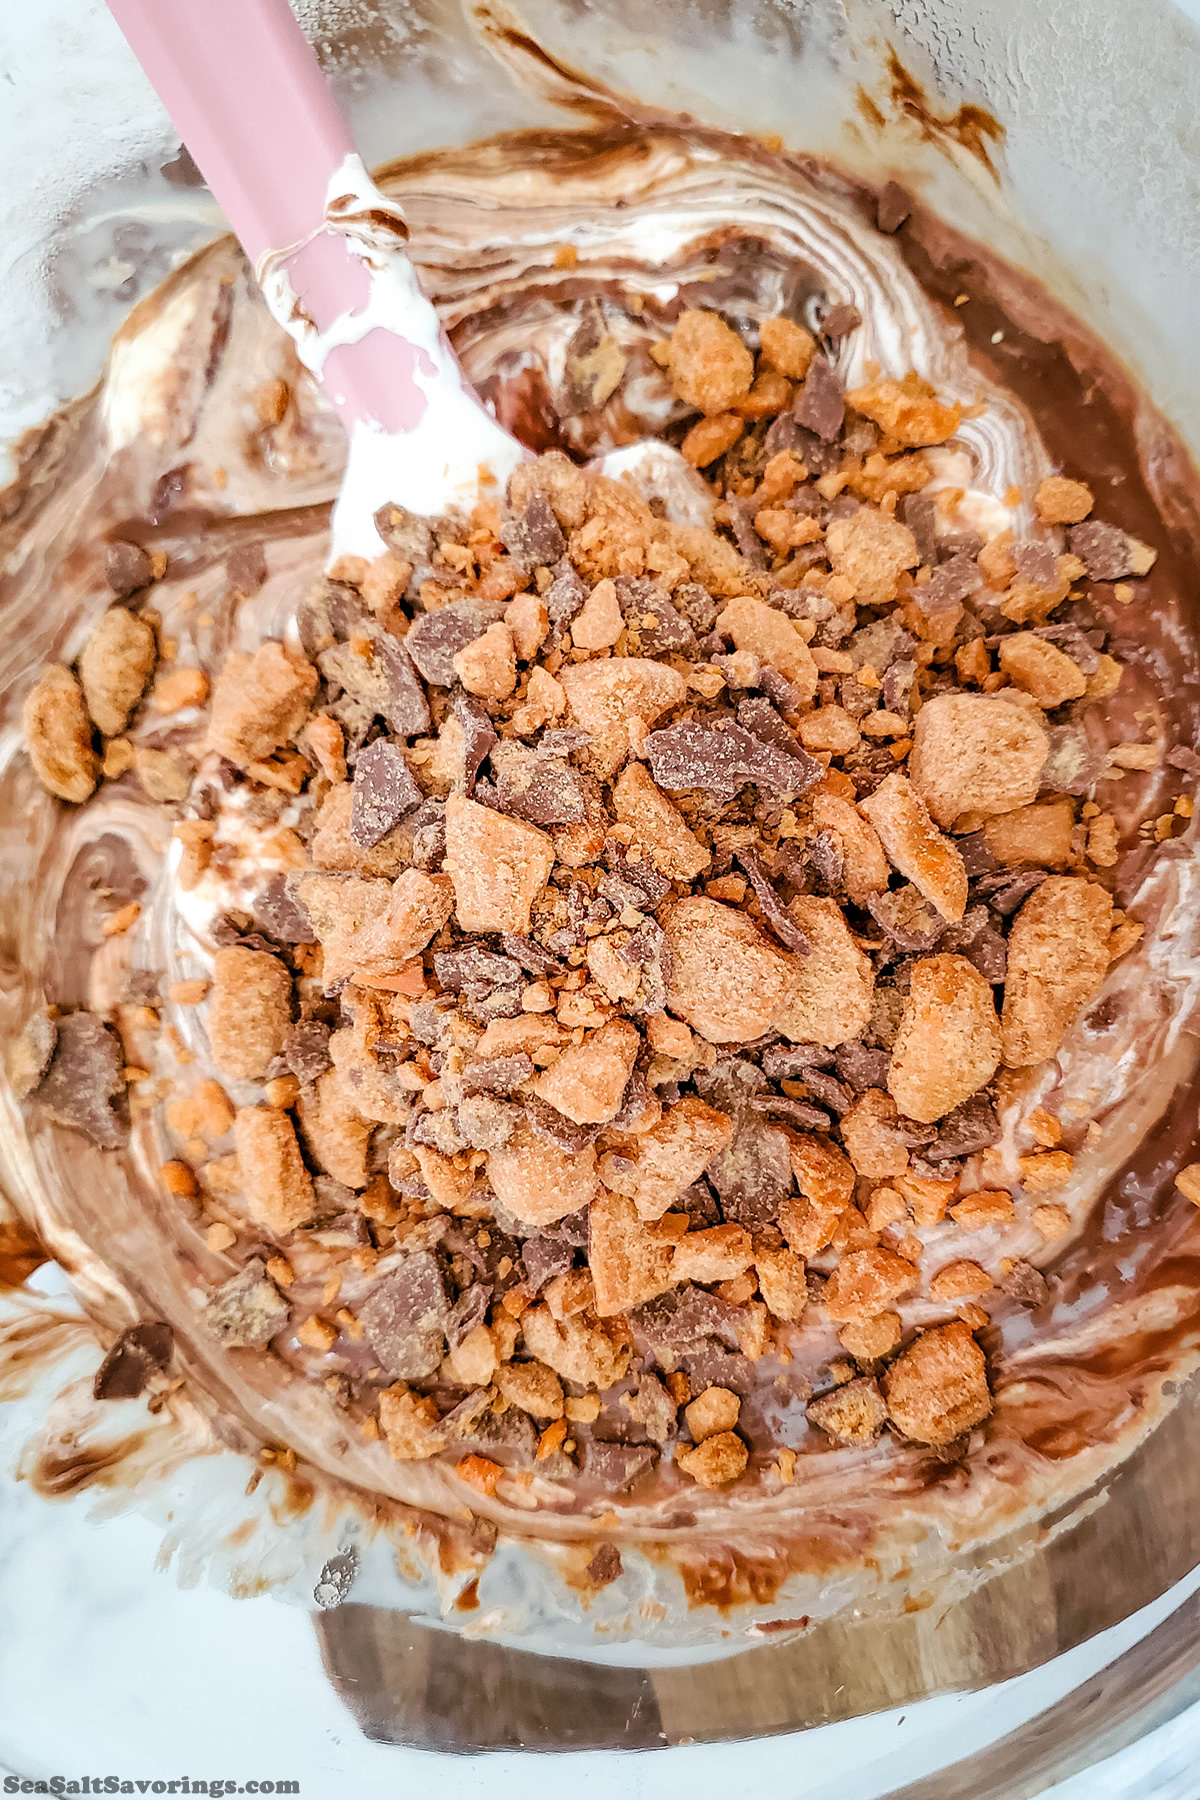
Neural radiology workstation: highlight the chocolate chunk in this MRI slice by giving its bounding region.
[962,924,1007,982]
[444,1218,523,1290]
[213,913,275,954]
[105,539,154,596]
[93,1322,174,1400]
[849,615,918,676]
[1035,622,1101,674]
[1041,722,1110,797]
[358,1252,450,1379]
[408,799,448,870]
[876,181,911,233]
[376,637,431,738]
[941,534,987,564]
[842,415,877,458]
[761,1043,834,1079]
[583,1441,658,1492]
[310,1211,372,1249]
[409,1108,468,1156]
[298,577,365,656]
[282,1020,332,1084]
[762,409,803,460]
[868,884,947,951]
[465,987,525,1025]
[619,918,673,1015]
[935,914,1007,986]
[9,1010,57,1100]
[1012,540,1058,590]
[374,503,433,565]
[707,1113,792,1226]
[737,697,805,760]
[35,1011,126,1150]
[736,849,811,954]
[822,302,861,339]
[150,465,189,523]
[123,969,162,1005]
[683,1346,756,1396]
[728,498,770,568]
[1070,521,1133,582]
[537,727,591,758]
[646,717,821,802]
[613,575,697,653]
[925,1093,1000,1161]
[328,694,378,758]
[521,1233,576,1294]
[673,1181,720,1228]
[452,695,498,795]
[254,874,319,945]
[674,582,719,635]
[1168,745,1200,777]
[500,491,566,568]
[227,542,268,595]
[609,1069,655,1133]
[696,1054,768,1109]
[753,1094,830,1131]
[313,1176,360,1221]
[460,1054,534,1098]
[456,1405,538,1465]
[619,916,671,972]
[524,1094,600,1152]
[602,840,673,909]
[957,832,1000,878]
[457,1093,521,1150]
[320,627,431,737]
[501,933,564,976]
[793,356,845,442]
[544,561,588,628]
[1001,1261,1049,1308]
[806,829,846,890]
[937,904,990,952]
[203,1259,290,1348]
[900,494,938,566]
[585,1543,623,1587]
[400,600,492,688]
[972,869,1049,915]
[445,1282,492,1352]
[547,1205,592,1249]
[922,553,982,613]
[633,1285,744,1353]
[314,1549,359,1610]
[495,754,588,825]
[350,738,422,848]
[759,666,801,713]
[835,1040,892,1091]
[797,1068,852,1114]
[434,947,524,996]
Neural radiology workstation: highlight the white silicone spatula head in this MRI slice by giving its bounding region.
[106,0,528,561]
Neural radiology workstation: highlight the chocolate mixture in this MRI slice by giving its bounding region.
[4,121,1200,1612]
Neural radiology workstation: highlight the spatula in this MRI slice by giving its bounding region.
[106,0,530,561]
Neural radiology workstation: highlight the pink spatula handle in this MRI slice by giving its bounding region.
[107,0,526,553]
[107,0,354,266]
